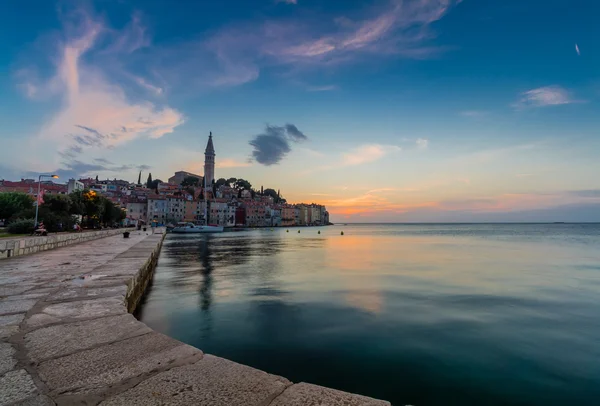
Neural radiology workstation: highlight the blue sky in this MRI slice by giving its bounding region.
[1,0,599,221]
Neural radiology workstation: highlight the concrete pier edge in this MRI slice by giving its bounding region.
[0,229,391,406]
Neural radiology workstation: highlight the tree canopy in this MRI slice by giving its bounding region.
[234,179,252,191]
[215,178,228,188]
[181,176,200,187]
[0,192,33,221]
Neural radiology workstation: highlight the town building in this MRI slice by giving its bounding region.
[67,179,84,194]
[166,195,185,222]
[168,171,202,186]
[126,200,148,224]
[147,195,168,224]
[281,204,295,226]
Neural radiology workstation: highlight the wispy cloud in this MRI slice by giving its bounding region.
[275,0,298,4]
[198,0,459,86]
[16,8,184,171]
[416,138,429,149]
[216,159,252,168]
[249,124,308,165]
[307,85,337,92]
[575,43,580,56]
[342,144,401,166]
[512,86,580,108]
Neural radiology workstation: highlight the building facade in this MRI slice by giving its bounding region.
[168,171,202,186]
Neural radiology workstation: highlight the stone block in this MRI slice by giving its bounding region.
[0,369,38,405]
[100,354,291,406]
[27,297,126,328]
[0,313,25,327]
[0,299,37,315]
[270,383,391,406]
[24,314,152,362]
[0,342,17,375]
[11,394,55,406]
[39,332,202,395]
[48,285,127,302]
[0,325,19,339]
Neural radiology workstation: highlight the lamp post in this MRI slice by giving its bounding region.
[34,174,59,227]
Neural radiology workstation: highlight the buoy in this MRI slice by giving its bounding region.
[318,230,321,234]
[298,230,300,233]
[286,229,289,232]
[341,231,344,235]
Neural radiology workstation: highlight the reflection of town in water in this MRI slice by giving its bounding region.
[138,224,600,406]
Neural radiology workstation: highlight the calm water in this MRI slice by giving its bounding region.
[137,224,600,405]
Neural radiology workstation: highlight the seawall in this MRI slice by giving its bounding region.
[0,228,126,259]
[0,229,390,405]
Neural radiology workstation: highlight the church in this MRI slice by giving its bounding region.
[203,132,215,188]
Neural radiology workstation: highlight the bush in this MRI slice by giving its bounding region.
[7,219,34,234]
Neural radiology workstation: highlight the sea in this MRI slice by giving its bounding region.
[136,223,600,406]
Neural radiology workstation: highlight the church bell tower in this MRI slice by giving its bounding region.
[204,132,215,188]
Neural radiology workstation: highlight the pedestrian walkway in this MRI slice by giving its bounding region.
[0,229,390,406]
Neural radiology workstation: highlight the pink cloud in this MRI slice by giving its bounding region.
[198,0,459,85]
[16,9,184,170]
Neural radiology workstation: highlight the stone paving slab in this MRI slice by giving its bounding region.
[100,354,292,406]
[0,369,38,405]
[0,298,38,316]
[26,297,126,329]
[270,382,391,406]
[39,331,202,397]
[24,313,152,362]
[0,342,17,376]
[11,394,55,406]
[47,285,127,302]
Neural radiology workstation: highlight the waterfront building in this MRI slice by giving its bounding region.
[270,206,282,227]
[245,201,267,227]
[310,204,321,225]
[297,204,308,226]
[208,199,236,227]
[147,195,168,224]
[184,200,206,222]
[126,200,148,223]
[281,204,295,226]
[166,195,185,222]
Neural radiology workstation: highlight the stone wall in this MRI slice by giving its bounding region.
[0,228,127,259]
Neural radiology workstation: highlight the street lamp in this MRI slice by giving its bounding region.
[34,174,59,227]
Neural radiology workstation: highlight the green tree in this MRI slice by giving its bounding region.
[147,178,162,190]
[226,178,237,187]
[234,179,252,191]
[68,191,85,215]
[0,192,34,222]
[137,171,142,185]
[181,176,199,187]
[263,188,278,200]
[146,173,153,187]
[215,178,227,188]
[42,194,71,214]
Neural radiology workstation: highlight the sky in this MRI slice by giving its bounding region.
[1,0,599,222]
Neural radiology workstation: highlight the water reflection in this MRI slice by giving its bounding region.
[138,225,600,406]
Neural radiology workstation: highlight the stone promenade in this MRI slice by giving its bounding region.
[0,230,390,406]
